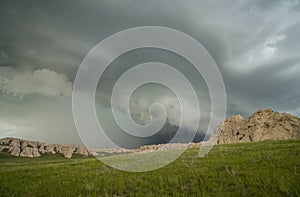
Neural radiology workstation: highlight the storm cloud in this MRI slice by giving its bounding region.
[0,0,299,147]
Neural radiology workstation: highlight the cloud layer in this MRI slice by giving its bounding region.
[0,67,72,97]
[0,0,300,146]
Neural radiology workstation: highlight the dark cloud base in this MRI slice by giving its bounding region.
[0,0,299,146]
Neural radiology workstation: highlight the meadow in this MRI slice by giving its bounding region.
[0,140,300,196]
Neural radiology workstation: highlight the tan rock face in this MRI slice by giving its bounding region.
[215,109,300,144]
[0,146,10,152]
[76,146,89,156]
[20,147,41,157]
[9,146,20,156]
[61,146,76,158]
[0,138,11,146]
[0,137,90,158]
[44,144,56,154]
[216,114,249,144]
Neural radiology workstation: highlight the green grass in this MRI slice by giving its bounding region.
[0,140,300,196]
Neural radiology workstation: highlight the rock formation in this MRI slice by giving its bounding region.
[0,137,90,158]
[138,142,202,153]
[90,142,202,155]
[1,109,299,157]
[215,109,300,144]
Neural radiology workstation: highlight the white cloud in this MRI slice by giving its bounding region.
[263,34,286,46]
[0,67,72,97]
[231,34,286,71]
[262,46,277,60]
[262,34,286,60]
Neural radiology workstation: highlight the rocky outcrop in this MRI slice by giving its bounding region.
[138,142,201,152]
[215,109,300,144]
[90,142,202,155]
[0,137,90,158]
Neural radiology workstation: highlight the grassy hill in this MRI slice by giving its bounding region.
[0,140,300,196]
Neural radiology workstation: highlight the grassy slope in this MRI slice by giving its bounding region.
[0,140,300,196]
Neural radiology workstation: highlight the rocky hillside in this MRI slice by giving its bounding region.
[215,109,300,144]
[0,137,90,158]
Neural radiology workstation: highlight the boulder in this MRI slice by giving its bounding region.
[62,146,76,158]
[0,138,12,146]
[32,148,41,157]
[44,144,56,154]
[26,141,38,148]
[76,146,89,156]
[19,147,41,157]
[38,143,46,154]
[0,146,10,152]
[9,138,20,147]
[21,141,27,149]
[9,146,20,156]
[19,147,31,157]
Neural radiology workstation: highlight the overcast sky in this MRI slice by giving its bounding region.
[0,0,300,147]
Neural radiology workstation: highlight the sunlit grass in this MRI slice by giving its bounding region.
[0,140,299,196]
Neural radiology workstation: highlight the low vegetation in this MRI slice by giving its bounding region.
[0,140,300,196]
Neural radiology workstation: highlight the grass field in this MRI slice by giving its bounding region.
[0,140,300,196]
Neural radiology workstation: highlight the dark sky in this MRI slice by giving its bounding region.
[0,0,299,146]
